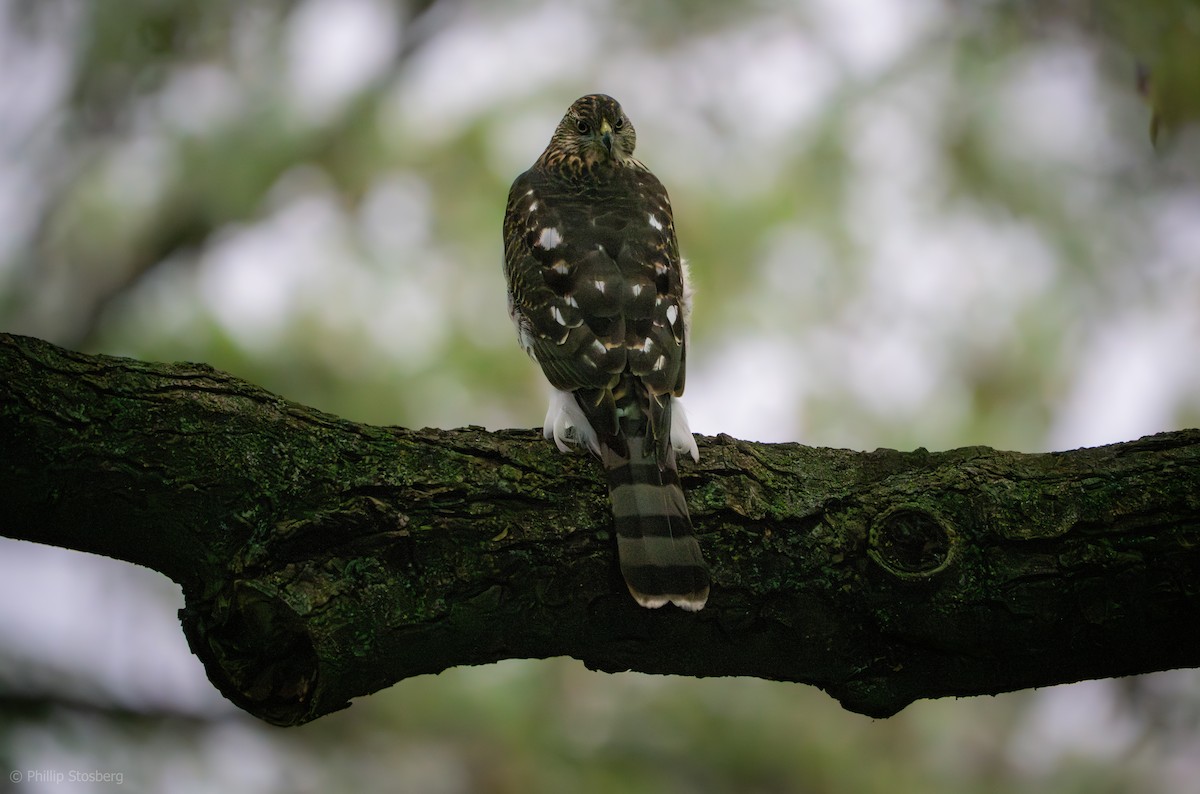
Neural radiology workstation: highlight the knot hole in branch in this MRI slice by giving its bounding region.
[868,504,958,580]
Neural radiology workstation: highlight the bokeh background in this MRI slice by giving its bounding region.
[2,0,1199,791]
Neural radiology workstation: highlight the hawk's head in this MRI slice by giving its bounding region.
[542,94,637,169]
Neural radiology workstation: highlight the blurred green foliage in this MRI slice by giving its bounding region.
[2,0,1199,791]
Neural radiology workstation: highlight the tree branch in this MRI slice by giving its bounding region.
[3,332,1199,726]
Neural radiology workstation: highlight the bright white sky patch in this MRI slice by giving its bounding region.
[1049,307,1198,449]
[157,64,246,135]
[199,191,341,350]
[358,173,434,255]
[1007,679,1142,775]
[394,3,597,140]
[285,0,399,122]
[990,43,1119,168]
[687,334,806,443]
[807,0,942,78]
[0,540,229,716]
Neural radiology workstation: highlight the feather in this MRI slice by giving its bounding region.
[503,94,709,610]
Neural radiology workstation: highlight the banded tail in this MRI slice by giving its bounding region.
[589,380,708,611]
[543,377,709,610]
[602,434,709,610]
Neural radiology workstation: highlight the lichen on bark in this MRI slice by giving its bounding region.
[3,332,1199,726]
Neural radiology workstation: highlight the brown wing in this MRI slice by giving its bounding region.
[502,165,687,400]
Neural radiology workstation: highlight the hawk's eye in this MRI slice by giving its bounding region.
[575,120,590,134]
[614,117,625,130]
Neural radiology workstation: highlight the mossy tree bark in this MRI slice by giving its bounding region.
[3,332,1199,726]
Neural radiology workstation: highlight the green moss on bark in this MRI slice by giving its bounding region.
[3,333,1200,726]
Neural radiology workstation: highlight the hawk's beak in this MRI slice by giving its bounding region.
[599,120,613,154]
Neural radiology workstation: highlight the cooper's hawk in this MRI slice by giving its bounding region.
[502,94,709,610]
